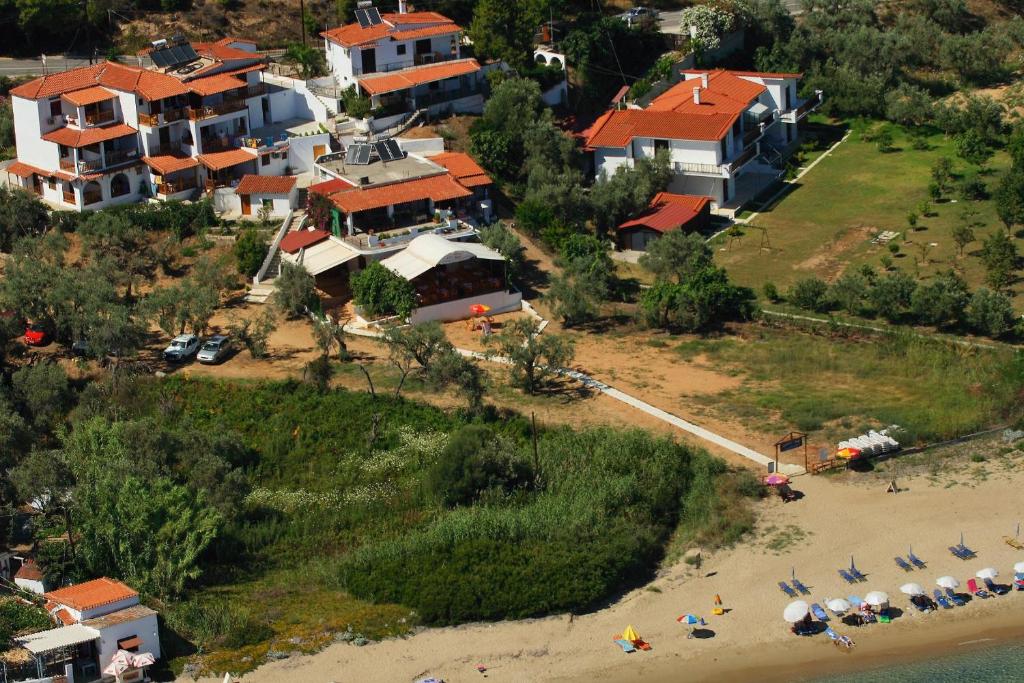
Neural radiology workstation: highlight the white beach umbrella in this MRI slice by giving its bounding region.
[976,567,999,580]
[899,583,925,596]
[783,600,810,623]
[864,591,889,607]
[826,598,852,614]
[1014,561,1024,574]
[936,576,959,590]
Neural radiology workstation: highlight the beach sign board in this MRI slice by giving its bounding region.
[778,435,804,452]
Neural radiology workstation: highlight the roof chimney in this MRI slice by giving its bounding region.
[693,87,701,105]
[701,73,709,88]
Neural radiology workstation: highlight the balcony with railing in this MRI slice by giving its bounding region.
[139,107,189,127]
[188,97,248,121]
[84,108,116,126]
[158,175,199,196]
[725,144,759,175]
[673,160,727,177]
[781,90,823,124]
[148,141,184,157]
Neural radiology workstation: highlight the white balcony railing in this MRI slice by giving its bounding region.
[781,90,824,124]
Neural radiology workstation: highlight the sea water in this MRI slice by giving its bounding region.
[819,640,1024,682]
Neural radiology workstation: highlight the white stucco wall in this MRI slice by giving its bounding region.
[286,132,330,173]
[409,289,522,324]
[95,612,161,673]
[14,577,45,594]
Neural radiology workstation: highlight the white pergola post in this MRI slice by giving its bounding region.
[346,212,355,236]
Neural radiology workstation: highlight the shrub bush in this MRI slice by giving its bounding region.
[427,425,534,507]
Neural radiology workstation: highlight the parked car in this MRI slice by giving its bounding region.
[197,335,231,364]
[163,334,200,362]
[621,6,658,26]
[24,322,50,346]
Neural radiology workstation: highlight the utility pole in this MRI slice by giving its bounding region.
[300,0,307,46]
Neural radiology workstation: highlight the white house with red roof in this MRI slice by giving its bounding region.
[5,34,330,212]
[322,2,485,117]
[10,577,160,683]
[582,69,822,210]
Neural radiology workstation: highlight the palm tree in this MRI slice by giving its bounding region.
[285,42,326,79]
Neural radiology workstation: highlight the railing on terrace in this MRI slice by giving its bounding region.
[342,221,472,250]
[139,107,188,126]
[674,161,725,177]
[726,145,758,174]
[103,148,139,166]
[188,98,247,120]
[413,85,482,108]
[59,157,75,170]
[414,52,452,66]
[254,209,298,285]
[158,177,199,195]
[246,84,267,98]
[62,191,76,204]
[200,137,242,154]
[783,91,823,123]
[240,132,290,150]
[148,141,184,156]
[743,127,762,146]
[85,109,116,125]
[354,53,458,76]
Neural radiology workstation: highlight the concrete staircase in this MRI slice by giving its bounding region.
[244,281,277,304]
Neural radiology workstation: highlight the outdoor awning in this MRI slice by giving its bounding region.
[16,625,99,655]
[283,237,358,276]
[117,636,142,650]
[746,101,771,121]
[381,233,503,281]
[198,148,256,171]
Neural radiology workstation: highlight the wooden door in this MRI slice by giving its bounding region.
[313,144,326,162]
[241,194,252,215]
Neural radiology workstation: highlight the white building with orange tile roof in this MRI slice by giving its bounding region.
[5,34,331,212]
[322,2,486,118]
[581,69,823,209]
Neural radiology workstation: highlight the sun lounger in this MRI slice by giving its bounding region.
[633,639,652,651]
[967,578,990,598]
[956,543,976,558]
[908,552,926,569]
[1015,573,1024,591]
[983,577,1009,596]
[824,627,839,641]
[614,639,636,653]
[949,546,971,560]
[933,589,953,609]
[838,569,856,584]
[894,556,913,572]
[909,595,932,613]
[945,587,966,606]
[779,581,798,597]
[849,566,866,582]
[1004,536,1024,550]
[792,579,811,595]
[811,603,829,621]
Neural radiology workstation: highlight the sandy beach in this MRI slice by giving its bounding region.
[192,453,1024,683]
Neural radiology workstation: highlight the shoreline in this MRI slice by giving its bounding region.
[200,463,1024,683]
[601,599,1024,683]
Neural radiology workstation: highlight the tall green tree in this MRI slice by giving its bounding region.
[0,186,49,253]
[80,212,155,300]
[995,169,1024,233]
[468,0,543,70]
[980,230,1019,291]
[485,317,574,394]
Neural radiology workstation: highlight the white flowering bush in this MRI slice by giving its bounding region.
[361,426,449,475]
[680,5,735,52]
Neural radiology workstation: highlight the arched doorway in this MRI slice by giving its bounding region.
[83,181,103,205]
[110,173,130,197]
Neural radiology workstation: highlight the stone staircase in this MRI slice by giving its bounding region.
[244,210,305,304]
[244,281,277,304]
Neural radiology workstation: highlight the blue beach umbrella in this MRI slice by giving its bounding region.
[677,614,701,625]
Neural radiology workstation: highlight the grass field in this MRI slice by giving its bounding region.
[676,327,1024,446]
[712,120,1024,308]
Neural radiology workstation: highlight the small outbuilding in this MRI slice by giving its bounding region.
[13,559,46,595]
[617,192,711,251]
[234,174,298,218]
[379,233,522,324]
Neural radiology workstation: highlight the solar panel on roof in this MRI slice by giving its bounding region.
[179,44,198,63]
[356,144,372,165]
[365,7,382,25]
[151,49,173,68]
[384,139,403,160]
[374,141,391,161]
[345,146,360,164]
[355,9,370,28]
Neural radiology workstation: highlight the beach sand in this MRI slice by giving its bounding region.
[194,459,1024,683]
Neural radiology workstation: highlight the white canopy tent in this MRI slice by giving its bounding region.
[283,237,359,276]
[382,233,504,281]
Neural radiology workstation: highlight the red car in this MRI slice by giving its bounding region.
[24,322,50,346]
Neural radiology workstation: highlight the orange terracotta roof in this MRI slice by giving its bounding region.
[619,192,710,233]
[329,174,471,213]
[187,73,246,96]
[308,178,350,195]
[42,123,138,148]
[390,24,462,42]
[216,36,257,46]
[322,11,457,47]
[54,608,76,625]
[321,23,393,48]
[198,147,256,171]
[235,174,297,194]
[358,59,480,96]
[45,577,137,611]
[649,71,766,115]
[5,161,43,178]
[15,560,43,581]
[11,61,190,102]
[280,229,330,253]
[193,41,262,61]
[383,11,453,23]
[142,154,200,175]
[61,86,116,106]
[218,63,267,79]
[707,69,803,80]
[583,109,737,148]
[429,152,491,187]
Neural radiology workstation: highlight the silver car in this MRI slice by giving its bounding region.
[163,334,200,362]
[197,335,231,364]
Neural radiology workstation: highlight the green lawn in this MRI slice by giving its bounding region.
[714,121,1024,308]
